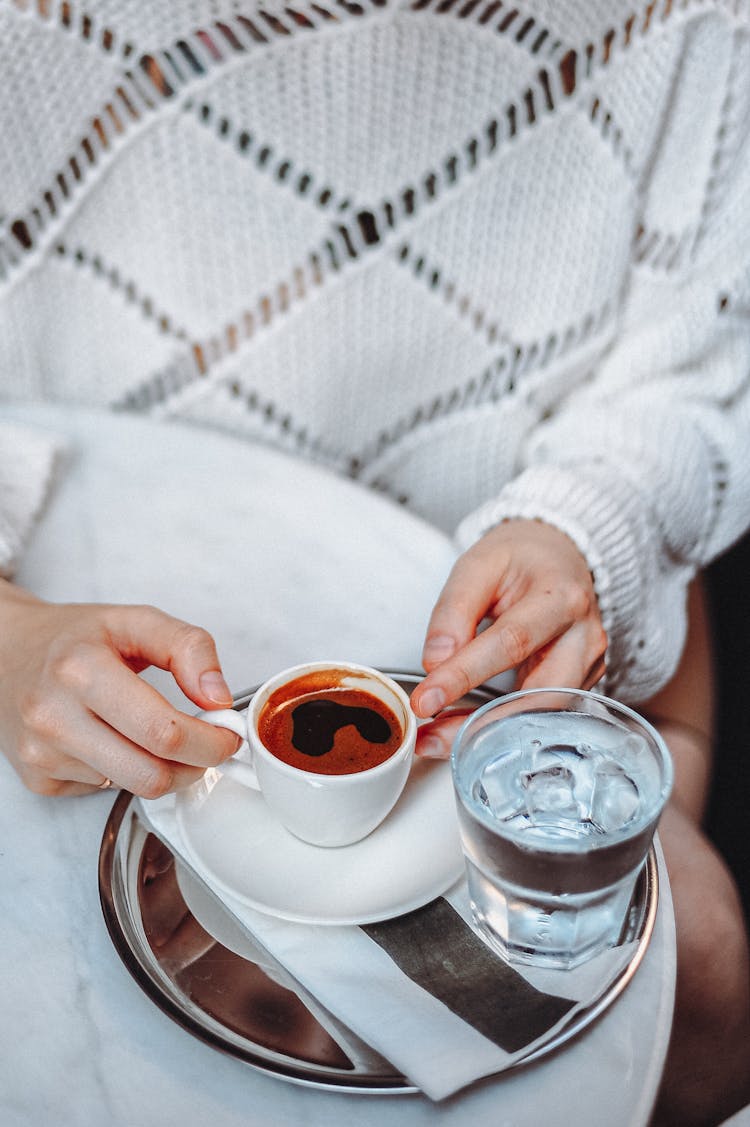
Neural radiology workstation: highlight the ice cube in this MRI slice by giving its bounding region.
[521,763,579,826]
[590,760,640,832]
[517,721,550,755]
[475,748,532,821]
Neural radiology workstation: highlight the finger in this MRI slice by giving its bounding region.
[582,655,607,691]
[413,594,573,717]
[19,706,205,797]
[416,711,473,760]
[105,605,234,709]
[18,747,115,796]
[21,766,108,797]
[46,752,109,786]
[76,645,240,768]
[16,734,111,794]
[516,620,608,691]
[41,781,107,797]
[63,709,206,797]
[421,552,508,672]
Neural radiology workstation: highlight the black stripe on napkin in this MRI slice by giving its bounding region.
[362,899,574,1053]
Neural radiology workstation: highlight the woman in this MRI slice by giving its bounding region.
[1,1,749,1120]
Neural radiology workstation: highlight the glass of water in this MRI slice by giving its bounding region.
[451,688,673,970]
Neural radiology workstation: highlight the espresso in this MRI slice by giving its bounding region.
[258,670,403,775]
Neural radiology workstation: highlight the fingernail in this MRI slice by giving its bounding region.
[199,670,232,704]
[418,734,449,759]
[423,635,457,663]
[417,687,446,718]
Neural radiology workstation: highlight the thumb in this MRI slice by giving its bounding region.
[106,604,234,708]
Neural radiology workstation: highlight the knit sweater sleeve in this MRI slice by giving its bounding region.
[456,296,750,704]
[456,33,750,704]
[0,420,66,579]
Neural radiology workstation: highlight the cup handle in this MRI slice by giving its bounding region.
[196,708,261,791]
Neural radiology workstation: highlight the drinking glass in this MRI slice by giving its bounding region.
[451,688,673,969]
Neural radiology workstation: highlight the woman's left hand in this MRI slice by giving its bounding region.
[412,518,608,758]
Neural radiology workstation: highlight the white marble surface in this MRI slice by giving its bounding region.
[0,406,676,1127]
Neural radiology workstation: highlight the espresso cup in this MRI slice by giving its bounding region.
[197,661,417,847]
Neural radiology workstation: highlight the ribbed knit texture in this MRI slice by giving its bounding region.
[1,0,749,701]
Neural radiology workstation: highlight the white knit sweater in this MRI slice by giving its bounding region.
[1,0,749,702]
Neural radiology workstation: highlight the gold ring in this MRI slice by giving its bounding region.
[98,777,113,790]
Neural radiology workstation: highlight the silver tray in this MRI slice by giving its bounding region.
[98,673,659,1094]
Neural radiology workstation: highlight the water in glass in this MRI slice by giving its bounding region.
[452,699,671,969]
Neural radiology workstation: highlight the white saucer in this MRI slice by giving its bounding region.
[175,757,464,925]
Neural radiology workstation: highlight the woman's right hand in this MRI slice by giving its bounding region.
[0,579,241,796]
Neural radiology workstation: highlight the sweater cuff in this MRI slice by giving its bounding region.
[0,421,67,578]
[455,463,685,701]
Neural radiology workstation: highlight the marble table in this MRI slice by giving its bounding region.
[0,405,676,1127]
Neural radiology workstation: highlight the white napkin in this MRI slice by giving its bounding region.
[139,788,639,1101]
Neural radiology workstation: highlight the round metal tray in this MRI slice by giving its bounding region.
[98,673,659,1094]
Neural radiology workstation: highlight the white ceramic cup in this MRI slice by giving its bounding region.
[198,661,417,847]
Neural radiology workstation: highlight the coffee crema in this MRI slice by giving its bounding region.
[258,670,403,775]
